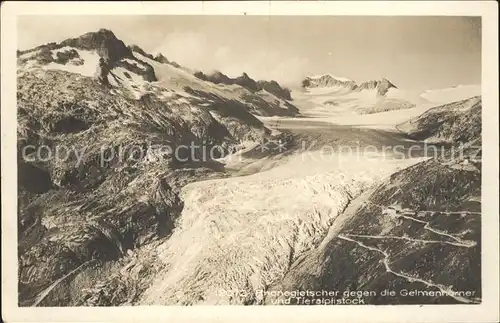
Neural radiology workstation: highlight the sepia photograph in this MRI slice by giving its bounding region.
[2,1,499,323]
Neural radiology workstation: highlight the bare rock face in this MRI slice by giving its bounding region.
[169,61,181,68]
[16,28,303,306]
[127,44,154,60]
[268,155,481,305]
[355,80,378,91]
[118,58,157,82]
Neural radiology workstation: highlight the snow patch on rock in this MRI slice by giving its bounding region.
[43,49,100,77]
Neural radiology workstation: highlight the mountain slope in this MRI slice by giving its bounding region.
[17,29,299,118]
[193,70,297,115]
[397,96,481,144]
[267,155,481,305]
[193,70,293,101]
[16,29,292,306]
[266,97,482,305]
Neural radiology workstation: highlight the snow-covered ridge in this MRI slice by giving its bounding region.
[302,74,399,98]
[308,74,353,83]
[421,84,481,104]
[302,74,358,92]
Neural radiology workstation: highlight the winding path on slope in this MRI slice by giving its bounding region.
[337,235,479,304]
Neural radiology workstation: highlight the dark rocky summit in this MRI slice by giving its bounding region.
[60,29,133,64]
[18,29,158,83]
[356,78,397,96]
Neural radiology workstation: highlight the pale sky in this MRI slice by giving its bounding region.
[18,16,481,91]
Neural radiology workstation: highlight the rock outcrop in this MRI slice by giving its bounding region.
[268,153,481,305]
[96,57,110,85]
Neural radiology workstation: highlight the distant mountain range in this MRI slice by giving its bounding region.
[194,70,292,101]
[299,73,481,115]
[17,29,298,117]
[302,74,397,96]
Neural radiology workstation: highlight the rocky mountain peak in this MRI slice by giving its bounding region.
[60,29,132,64]
[377,78,397,95]
[356,78,397,95]
[153,53,169,64]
